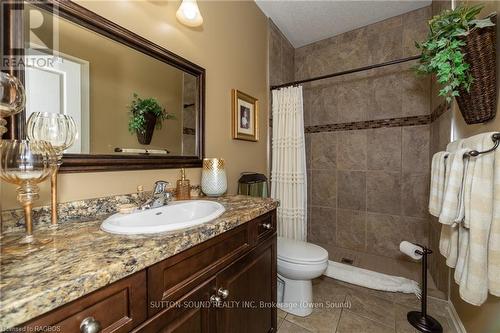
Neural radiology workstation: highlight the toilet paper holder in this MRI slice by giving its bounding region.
[407,243,443,333]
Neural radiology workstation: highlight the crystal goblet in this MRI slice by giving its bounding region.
[0,140,56,242]
[26,112,77,226]
[0,72,26,137]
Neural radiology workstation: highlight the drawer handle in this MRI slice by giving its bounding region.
[80,316,101,333]
[217,288,229,299]
[261,223,272,230]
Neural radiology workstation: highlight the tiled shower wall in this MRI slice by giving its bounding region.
[269,8,438,279]
[269,20,294,87]
[300,7,433,265]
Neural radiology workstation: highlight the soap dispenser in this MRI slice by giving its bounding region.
[176,168,191,200]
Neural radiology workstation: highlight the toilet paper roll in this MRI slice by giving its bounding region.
[400,241,423,260]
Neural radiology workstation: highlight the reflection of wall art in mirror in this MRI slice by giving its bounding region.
[231,89,258,142]
[128,93,175,145]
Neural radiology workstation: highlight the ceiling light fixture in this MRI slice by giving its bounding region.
[176,0,203,27]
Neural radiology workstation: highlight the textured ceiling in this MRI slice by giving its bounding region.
[255,0,432,47]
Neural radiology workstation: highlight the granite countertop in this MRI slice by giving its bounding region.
[0,195,278,329]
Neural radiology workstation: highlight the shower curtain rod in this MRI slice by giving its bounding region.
[270,54,421,90]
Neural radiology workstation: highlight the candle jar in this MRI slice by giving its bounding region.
[201,158,227,196]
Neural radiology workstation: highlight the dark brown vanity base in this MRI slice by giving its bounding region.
[20,210,277,333]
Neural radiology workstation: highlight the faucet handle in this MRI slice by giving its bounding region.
[153,180,169,194]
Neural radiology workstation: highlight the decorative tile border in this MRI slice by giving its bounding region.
[305,114,431,133]
[431,101,452,122]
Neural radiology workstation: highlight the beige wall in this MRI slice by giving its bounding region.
[449,1,500,332]
[27,5,185,154]
[1,0,269,210]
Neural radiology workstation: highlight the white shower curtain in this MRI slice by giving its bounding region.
[271,86,307,241]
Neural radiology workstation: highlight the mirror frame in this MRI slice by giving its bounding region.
[2,0,205,172]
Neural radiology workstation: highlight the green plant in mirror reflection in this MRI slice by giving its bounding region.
[127,93,175,136]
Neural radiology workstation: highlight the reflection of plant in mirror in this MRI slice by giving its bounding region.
[415,4,495,102]
[128,93,174,135]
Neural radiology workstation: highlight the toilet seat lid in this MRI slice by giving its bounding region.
[277,237,328,264]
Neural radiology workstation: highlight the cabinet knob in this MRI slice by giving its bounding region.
[261,223,272,230]
[80,317,101,333]
[210,294,222,305]
[217,288,229,299]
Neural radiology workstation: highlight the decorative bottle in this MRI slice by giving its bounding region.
[176,168,191,200]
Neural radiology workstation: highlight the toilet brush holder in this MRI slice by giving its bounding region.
[407,244,443,333]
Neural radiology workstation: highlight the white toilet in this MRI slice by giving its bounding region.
[277,236,329,317]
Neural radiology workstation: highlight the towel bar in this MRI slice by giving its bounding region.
[466,132,500,157]
[444,132,500,159]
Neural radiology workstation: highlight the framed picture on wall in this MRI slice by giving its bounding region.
[232,89,259,141]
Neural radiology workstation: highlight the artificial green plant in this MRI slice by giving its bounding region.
[127,93,174,135]
[415,4,495,102]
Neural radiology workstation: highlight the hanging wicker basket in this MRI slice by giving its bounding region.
[455,14,497,124]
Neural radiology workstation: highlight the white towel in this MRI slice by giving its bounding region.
[325,260,421,297]
[439,148,470,224]
[489,136,500,296]
[438,141,469,268]
[454,153,475,284]
[429,151,449,217]
[438,152,455,263]
[458,132,496,306]
[439,224,454,264]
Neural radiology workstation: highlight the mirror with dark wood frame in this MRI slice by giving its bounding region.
[1,0,205,172]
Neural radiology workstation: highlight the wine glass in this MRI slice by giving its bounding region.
[0,140,56,243]
[26,112,77,226]
[0,72,26,137]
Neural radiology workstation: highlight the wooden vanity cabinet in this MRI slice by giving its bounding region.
[20,210,277,333]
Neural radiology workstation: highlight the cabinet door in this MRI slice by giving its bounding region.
[216,237,277,333]
[133,278,216,333]
[147,222,250,317]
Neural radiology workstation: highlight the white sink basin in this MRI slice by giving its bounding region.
[101,200,226,235]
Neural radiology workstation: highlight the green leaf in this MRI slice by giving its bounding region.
[470,18,495,29]
[411,3,487,102]
[127,94,171,135]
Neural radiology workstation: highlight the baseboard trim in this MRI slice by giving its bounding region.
[447,299,467,333]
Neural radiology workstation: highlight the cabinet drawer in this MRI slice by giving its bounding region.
[254,212,276,243]
[23,271,147,333]
[133,278,216,333]
[148,223,250,316]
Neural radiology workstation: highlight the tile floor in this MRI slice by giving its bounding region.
[277,276,457,333]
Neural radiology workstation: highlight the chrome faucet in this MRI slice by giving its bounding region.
[138,181,172,210]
